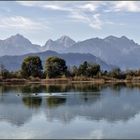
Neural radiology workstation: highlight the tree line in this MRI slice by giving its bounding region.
[0,55,140,80]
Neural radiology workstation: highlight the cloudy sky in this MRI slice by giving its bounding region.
[0,1,140,45]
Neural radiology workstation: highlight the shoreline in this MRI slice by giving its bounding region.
[0,78,139,84]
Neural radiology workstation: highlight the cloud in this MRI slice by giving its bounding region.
[17,1,127,30]
[17,1,72,11]
[42,4,71,11]
[17,1,140,13]
[70,11,103,29]
[0,16,49,30]
[0,7,11,13]
[17,1,104,29]
[17,1,102,12]
[89,14,102,29]
[109,1,140,12]
[80,3,97,11]
[89,129,103,139]
[16,1,41,7]
[77,2,102,12]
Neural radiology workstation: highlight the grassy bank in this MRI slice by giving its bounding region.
[1,76,140,84]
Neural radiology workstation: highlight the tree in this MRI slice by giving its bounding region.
[78,61,88,76]
[21,56,43,78]
[0,64,10,79]
[76,61,100,77]
[87,63,100,77]
[45,56,67,78]
[71,65,79,77]
[109,68,124,79]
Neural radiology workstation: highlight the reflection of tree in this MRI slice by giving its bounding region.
[71,83,102,92]
[0,85,21,94]
[21,84,46,94]
[47,97,66,108]
[22,96,42,108]
[45,83,102,93]
[110,83,126,92]
[80,92,101,102]
[45,85,68,93]
[2,83,140,126]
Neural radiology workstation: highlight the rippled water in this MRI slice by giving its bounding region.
[0,83,140,139]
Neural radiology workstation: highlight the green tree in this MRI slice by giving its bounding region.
[87,63,100,77]
[21,56,43,78]
[71,65,79,76]
[76,61,100,77]
[0,64,10,79]
[109,68,125,79]
[78,61,88,76]
[45,56,67,78]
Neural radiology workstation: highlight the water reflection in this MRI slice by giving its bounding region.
[0,83,140,137]
[22,96,42,108]
[47,97,66,108]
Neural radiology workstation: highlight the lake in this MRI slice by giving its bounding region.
[0,83,140,139]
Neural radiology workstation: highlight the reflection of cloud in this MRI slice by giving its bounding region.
[0,94,35,126]
[1,84,140,128]
[44,87,140,123]
[89,129,103,139]
[1,85,140,138]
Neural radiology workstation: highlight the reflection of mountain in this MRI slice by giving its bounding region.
[44,86,140,123]
[45,92,101,123]
[0,93,33,126]
[1,84,140,126]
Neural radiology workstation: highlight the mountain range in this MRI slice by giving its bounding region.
[0,34,41,56]
[0,34,140,70]
[43,35,76,52]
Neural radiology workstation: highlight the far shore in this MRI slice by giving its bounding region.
[0,77,140,84]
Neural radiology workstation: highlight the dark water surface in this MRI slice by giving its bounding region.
[0,83,140,139]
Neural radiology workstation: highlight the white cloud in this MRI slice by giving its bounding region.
[17,1,104,30]
[17,1,102,12]
[0,7,11,13]
[110,1,140,12]
[89,129,103,139]
[81,3,97,11]
[17,1,72,11]
[16,1,42,7]
[17,1,140,13]
[17,1,127,30]
[70,11,103,29]
[0,16,49,30]
[78,2,102,12]
[42,4,71,11]
[89,14,102,29]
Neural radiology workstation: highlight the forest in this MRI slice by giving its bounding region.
[0,55,140,82]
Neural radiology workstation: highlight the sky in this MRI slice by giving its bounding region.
[0,1,140,45]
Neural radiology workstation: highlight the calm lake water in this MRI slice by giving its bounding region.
[1,83,140,139]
